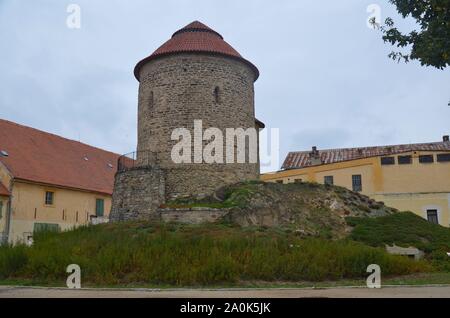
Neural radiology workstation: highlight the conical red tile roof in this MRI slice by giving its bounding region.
[134,21,259,81]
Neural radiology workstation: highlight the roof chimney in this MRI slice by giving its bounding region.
[443,135,449,142]
[309,146,322,165]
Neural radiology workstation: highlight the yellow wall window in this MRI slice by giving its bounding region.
[381,157,395,165]
[324,176,334,185]
[437,154,450,162]
[352,175,362,192]
[398,155,412,165]
[426,210,439,224]
[45,191,54,205]
[95,198,104,217]
[419,155,434,163]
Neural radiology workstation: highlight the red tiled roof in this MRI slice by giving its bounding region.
[134,21,259,81]
[0,119,120,195]
[0,183,9,196]
[282,140,450,170]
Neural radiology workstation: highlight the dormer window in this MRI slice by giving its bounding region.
[398,155,412,165]
[381,156,395,165]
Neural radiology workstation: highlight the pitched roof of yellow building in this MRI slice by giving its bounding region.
[0,119,120,195]
[282,137,450,170]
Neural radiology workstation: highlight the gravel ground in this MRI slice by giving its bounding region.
[0,285,449,298]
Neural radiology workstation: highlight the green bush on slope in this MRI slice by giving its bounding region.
[346,212,450,271]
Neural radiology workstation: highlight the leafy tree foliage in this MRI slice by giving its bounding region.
[377,0,449,69]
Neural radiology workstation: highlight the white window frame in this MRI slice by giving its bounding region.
[422,205,442,225]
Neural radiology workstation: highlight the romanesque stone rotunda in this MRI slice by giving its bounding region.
[110,21,264,221]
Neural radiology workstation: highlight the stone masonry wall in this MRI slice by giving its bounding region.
[164,165,259,200]
[137,53,259,200]
[159,208,229,224]
[109,167,165,222]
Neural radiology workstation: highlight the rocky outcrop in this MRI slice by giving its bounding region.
[173,181,397,239]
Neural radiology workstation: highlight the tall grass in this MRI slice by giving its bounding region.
[0,222,430,286]
[0,245,28,279]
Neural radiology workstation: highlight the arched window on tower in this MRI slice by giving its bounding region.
[214,86,221,104]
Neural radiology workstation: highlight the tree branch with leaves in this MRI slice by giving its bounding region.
[373,0,449,69]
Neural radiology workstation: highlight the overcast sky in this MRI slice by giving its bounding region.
[1,0,449,172]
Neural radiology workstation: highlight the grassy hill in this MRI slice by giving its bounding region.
[0,221,435,287]
[1,182,449,287]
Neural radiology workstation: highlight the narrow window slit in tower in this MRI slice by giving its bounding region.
[214,86,221,104]
[149,91,154,110]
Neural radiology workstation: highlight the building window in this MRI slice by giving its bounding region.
[33,223,60,233]
[352,175,362,192]
[398,155,412,165]
[381,157,395,165]
[437,153,450,162]
[214,86,221,104]
[426,210,439,224]
[276,180,283,184]
[0,201,2,219]
[324,176,334,185]
[45,191,54,205]
[419,155,434,163]
[96,199,105,217]
[294,179,302,183]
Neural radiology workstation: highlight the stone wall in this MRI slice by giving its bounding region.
[164,165,259,200]
[137,53,259,199]
[385,244,424,260]
[109,167,165,222]
[159,207,229,224]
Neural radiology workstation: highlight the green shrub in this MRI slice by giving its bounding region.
[347,212,450,250]
[346,212,450,271]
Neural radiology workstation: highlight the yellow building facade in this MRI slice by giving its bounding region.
[0,119,119,244]
[262,140,450,227]
[2,179,112,244]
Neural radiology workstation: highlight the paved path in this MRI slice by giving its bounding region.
[0,285,449,298]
